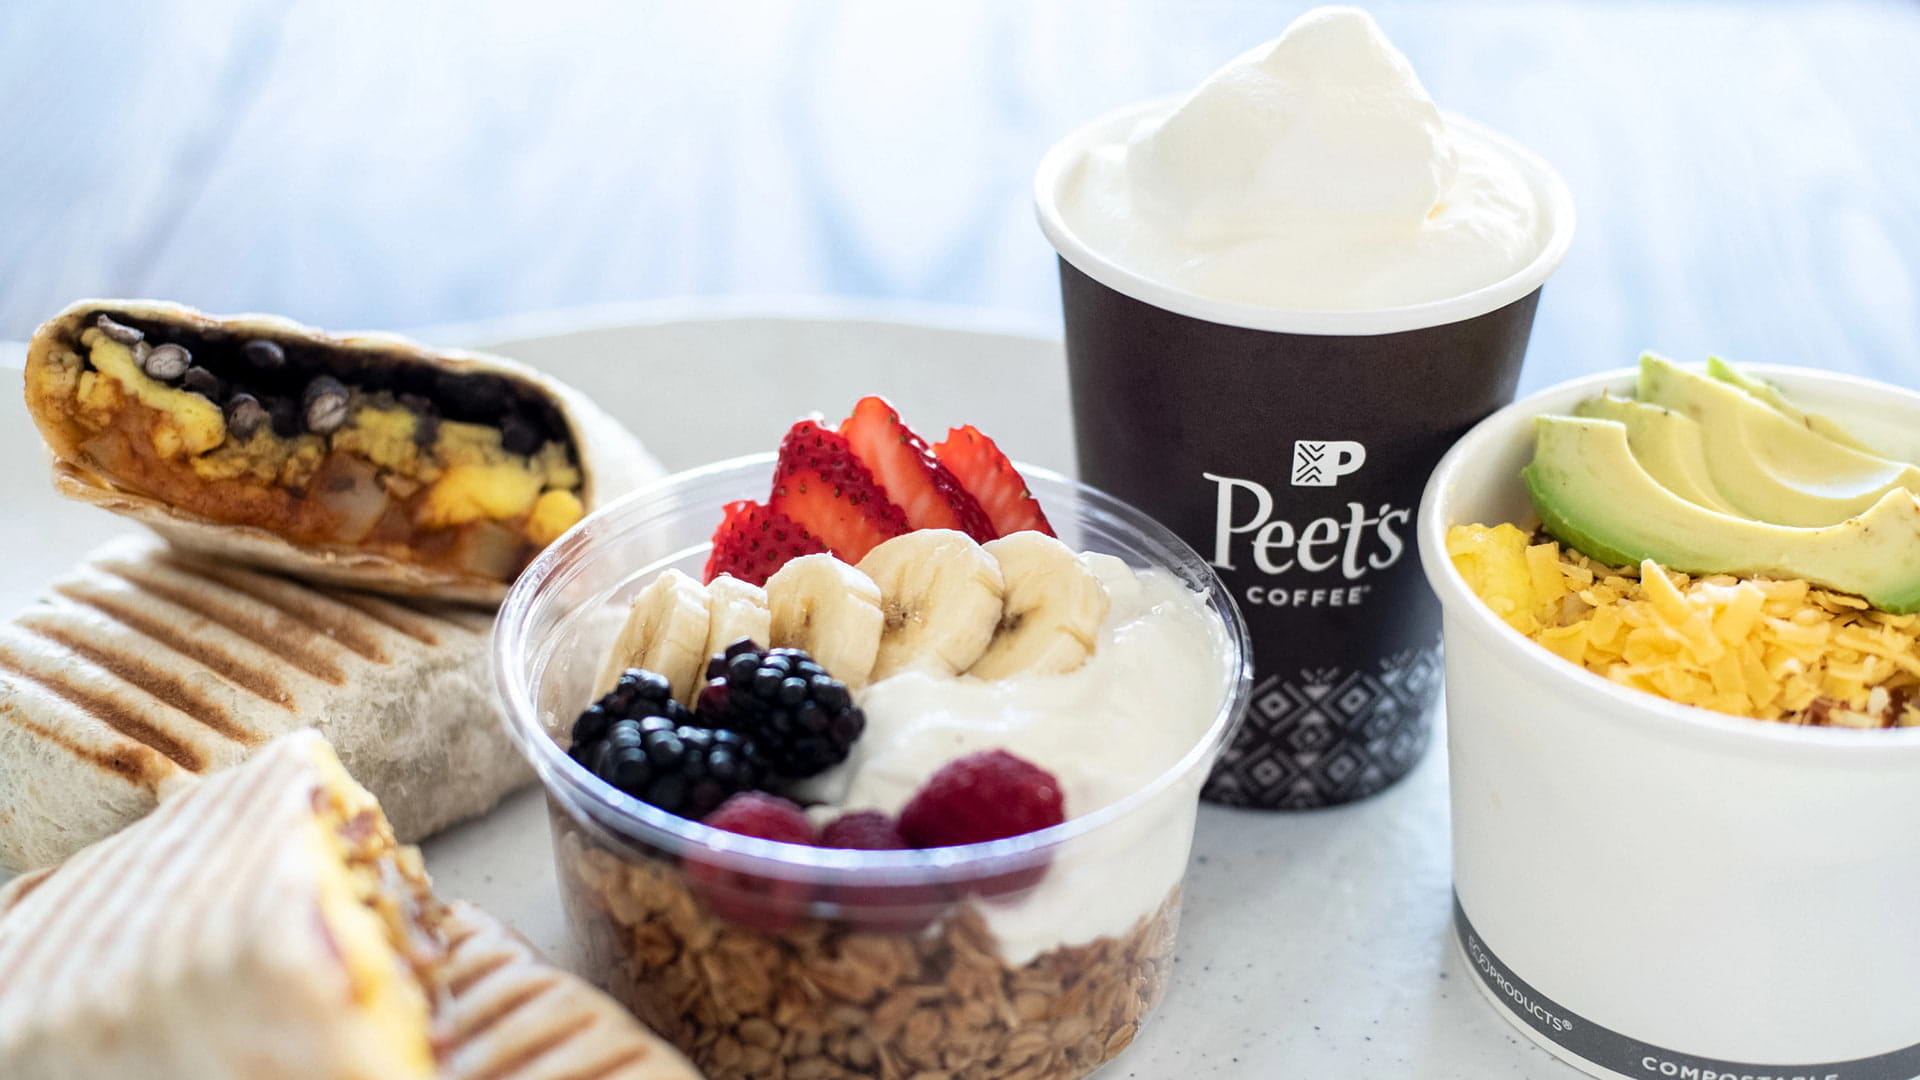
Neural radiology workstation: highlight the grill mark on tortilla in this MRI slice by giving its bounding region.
[0,648,204,771]
[463,1014,598,1080]
[567,1048,657,1080]
[93,562,347,685]
[161,556,392,664]
[445,976,562,1050]
[332,592,448,647]
[0,710,159,785]
[447,950,516,996]
[15,616,260,745]
[51,584,294,708]
[440,606,498,635]
[443,921,483,954]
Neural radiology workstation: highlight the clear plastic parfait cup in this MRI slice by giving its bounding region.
[493,454,1252,1080]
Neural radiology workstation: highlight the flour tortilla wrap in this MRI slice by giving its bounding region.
[0,731,447,1080]
[0,750,701,1080]
[25,299,662,605]
[0,534,528,873]
[439,902,705,1080]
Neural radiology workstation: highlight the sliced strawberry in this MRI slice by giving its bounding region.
[838,396,995,542]
[704,500,827,586]
[932,425,1054,538]
[769,420,909,562]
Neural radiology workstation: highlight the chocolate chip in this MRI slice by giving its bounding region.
[303,376,351,435]
[94,314,144,346]
[180,366,223,399]
[142,343,191,381]
[499,413,541,456]
[225,394,269,440]
[268,397,301,438]
[243,339,286,370]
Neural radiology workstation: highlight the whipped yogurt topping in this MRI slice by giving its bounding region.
[1056,6,1545,312]
[801,556,1231,965]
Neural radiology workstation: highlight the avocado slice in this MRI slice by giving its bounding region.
[1704,356,1888,457]
[1523,416,1920,614]
[1572,393,1747,516]
[1637,355,1920,527]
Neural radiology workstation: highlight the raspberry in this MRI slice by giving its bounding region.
[686,793,817,933]
[819,810,909,850]
[819,811,949,934]
[899,750,1064,847]
[705,791,817,844]
[898,750,1065,897]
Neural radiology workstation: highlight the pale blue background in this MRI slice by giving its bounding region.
[5,0,1918,390]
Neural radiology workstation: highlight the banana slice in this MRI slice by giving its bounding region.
[858,530,1006,681]
[765,553,885,689]
[703,573,774,666]
[597,568,711,701]
[970,532,1112,679]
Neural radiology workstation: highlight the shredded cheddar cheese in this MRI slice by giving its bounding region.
[1447,523,1920,729]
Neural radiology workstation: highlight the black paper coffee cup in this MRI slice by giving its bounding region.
[1036,102,1574,809]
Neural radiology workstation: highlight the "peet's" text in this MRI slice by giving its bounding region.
[1204,472,1410,581]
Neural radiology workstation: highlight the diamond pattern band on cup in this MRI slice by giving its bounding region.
[1202,645,1442,809]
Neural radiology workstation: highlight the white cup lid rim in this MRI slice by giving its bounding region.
[1032,97,1578,337]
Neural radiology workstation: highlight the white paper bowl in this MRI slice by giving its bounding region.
[1417,365,1920,1080]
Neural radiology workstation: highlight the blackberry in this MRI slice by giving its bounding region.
[570,668,765,818]
[695,641,865,778]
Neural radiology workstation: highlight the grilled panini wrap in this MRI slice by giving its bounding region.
[440,902,704,1080]
[0,731,447,1080]
[0,842,703,1080]
[0,534,527,873]
[25,299,662,604]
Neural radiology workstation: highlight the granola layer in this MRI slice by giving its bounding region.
[557,824,1177,1080]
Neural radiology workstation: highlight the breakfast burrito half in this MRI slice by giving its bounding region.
[0,533,527,873]
[0,733,704,1080]
[0,731,448,1080]
[24,299,662,604]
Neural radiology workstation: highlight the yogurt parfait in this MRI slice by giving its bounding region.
[493,398,1250,1080]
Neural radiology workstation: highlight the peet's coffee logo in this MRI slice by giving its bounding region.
[1289,439,1367,487]
[1204,471,1410,609]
